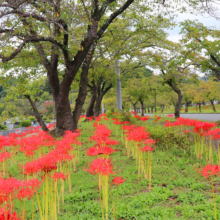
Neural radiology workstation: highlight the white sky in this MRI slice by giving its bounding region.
[167,12,219,42]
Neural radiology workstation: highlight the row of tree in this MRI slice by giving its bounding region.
[0,0,219,135]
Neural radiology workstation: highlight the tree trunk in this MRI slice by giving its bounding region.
[147,107,150,113]
[133,104,137,113]
[151,106,154,113]
[161,105,164,113]
[86,87,97,117]
[210,100,216,112]
[174,90,183,119]
[24,95,49,132]
[139,99,144,116]
[185,102,188,113]
[198,103,202,113]
[94,96,102,117]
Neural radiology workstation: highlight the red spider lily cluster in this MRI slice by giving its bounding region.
[198,164,220,220]
[122,125,156,190]
[86,116,126,220]
[0,126,81,220]
[199,164,220,180]
[164,117,218,160]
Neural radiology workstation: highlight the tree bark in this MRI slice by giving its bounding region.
[161,105,164,113]
[86,86,97,117]
[151,106,154,113]
[210,100,216,112]
[139,99,145,116]
[147,107,150,113]
[94,83,112,117]
[185,102,189,113]
[24,95,49,132]
[94,96,102,117]
[72,45,96,130]
[198,103,202,113]
[161,70,183,119]
[174,90,183,118]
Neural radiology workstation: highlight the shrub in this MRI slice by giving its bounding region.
[20,120,31,127]
[114,110,137,124]
[27,116,35,121]
[0,124,7,130]
[148,126,192,152]
[45,120,51,123]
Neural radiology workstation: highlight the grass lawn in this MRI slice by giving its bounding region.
[3,116,220,220]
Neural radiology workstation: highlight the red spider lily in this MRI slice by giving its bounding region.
[183,130,190,133]
[167,114,174,117]
[52,172,68,181]
[0,152,11,163]
[86,147,100,156]
[205,129,220,139]
[86,116,93,121]
[164,120,172,127]
[86,158,114,176]
[141,146,155,152]
[199,164,220,180]
[0,208,20,220]
[86,146,115,156]
[127,127,149,142]
[103,117,109,121]
[112,176,125,186]
[130,111,136,115]
[134,115,141,119]
[17,187,33,201]
[100,113,107,117]
[154,116,161,122]
[112,118,123,125]
[0,178,23,203]
[25,179,41,190]
[144,139,156,145]
[139,116,149,121]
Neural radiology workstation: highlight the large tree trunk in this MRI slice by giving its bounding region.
[139,99,145,116]
[147,107,150,113]
[86,87,97,117]
[198,103,202,113]
[185,102,188,113]
[72,46,96,129]
[174,90,183,119]
[94,96,102,117]
[210,100,216,112]
[24,95,49,132]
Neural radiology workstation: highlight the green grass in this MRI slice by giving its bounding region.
[6,119,220,219]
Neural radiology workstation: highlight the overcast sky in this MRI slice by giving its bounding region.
[167,12,220,42]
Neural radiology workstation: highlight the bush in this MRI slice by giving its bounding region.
[115,110,137,124]
[148,126,193,152]
[45,120,51,123]
[27,116,35,121]
[0,124,7,130]
[20,120,31,127]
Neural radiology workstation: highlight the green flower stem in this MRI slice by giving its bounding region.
[211,175,217,220]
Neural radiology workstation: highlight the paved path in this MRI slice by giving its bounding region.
[144,113,220,122]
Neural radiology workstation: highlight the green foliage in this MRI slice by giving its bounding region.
[0,124,7,130]
[148,126,193,152]
[27,116,35,121]
[115,111,137,123]
[20,120,31,127]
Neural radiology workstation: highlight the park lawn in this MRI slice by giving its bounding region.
[162,104,220,114]
[5,118,220,220]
